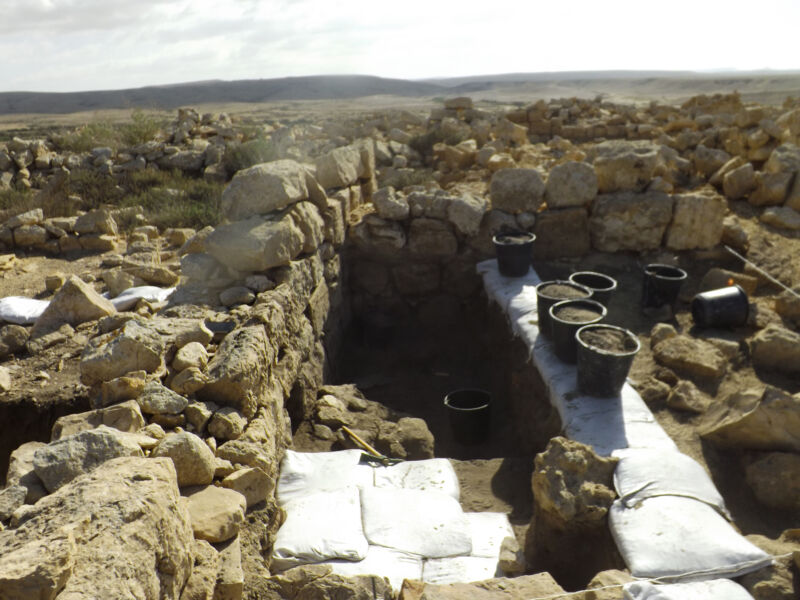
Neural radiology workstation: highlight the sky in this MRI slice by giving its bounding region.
[2,0,799,93]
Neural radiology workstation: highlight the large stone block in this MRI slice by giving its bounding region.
[490,168,545,214]
[80,319,165,385]
[314,145,362,189]
[221,159,309,221]
[591,140,661,193]
[665,192,726,250]
[533,207,590,259]
[205,214,304,273]
[544,160,598,208]
[446,193,487,236]
[31,275,116,338]
[287,201,324,254]
[408,218,457,256]
[589,191,674,252]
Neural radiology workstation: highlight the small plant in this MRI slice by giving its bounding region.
[0,188,37,216]
[64,168,123,210]
[223,137,279,175]
[119,109,164,146]
[51,121,121,153]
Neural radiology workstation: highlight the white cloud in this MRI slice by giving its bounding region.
[0,0,798,92]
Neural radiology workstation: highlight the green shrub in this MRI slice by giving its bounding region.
[64,168,123,210]
[119,110,164,146]
[0,188,37,215]
[51,121,121,153]
[223,138,279,175]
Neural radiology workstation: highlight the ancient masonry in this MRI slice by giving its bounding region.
[0,95,799,599]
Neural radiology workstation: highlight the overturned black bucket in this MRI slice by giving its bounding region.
[493,231,535,277]
[692,285,749,328]
[444,389,491,445]
[568,271,618,307]
[641,264,688,309]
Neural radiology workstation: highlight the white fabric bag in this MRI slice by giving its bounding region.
[277,449,374,506]
[324,545,424,592]
[624,579,755,600]
[373,458,460,500]
[0,296,49,325]
[421,556,501,584]
[465,512,514,559]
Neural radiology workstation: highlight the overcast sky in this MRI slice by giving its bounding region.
[2,0,799,92]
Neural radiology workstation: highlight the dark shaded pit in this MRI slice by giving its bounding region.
[580,327,638,353]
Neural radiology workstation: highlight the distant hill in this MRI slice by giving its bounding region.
[2,71,800,115]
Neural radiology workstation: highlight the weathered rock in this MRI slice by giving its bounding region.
[5,441,48,504]
[185,485,246,543]
[490,168,545,214]
[665,191,726,250]
[315,145,362,189]
[99,372,147,407]
[173,341,209,372]
[584,569,636,600]
[653,334,727,379]
[591,140,661,193]
[446,193,488,236]
[544,160,598,208]
[372,186,409,220]
[13,224,48,247]
[398,572,565,600]
[761,206,800,230]
[152,432,216,487]
[693,144,731,177]
[31,275,116,338]
[51,400,145,439]
[0,457,194,600]
[750,172,793,206]
[667,380,710,414]
[32,425,144,492]
[220,467,272,508]
[407,218,457,256]
[350,215,406,253]
[213,536,244,600]
[80,319,165,385]
[700,386,800,452]
[722,162,757,199]
[138,381,189,415]
[745,452,800,511]
[221,159,309,221]
[590,191,673,252]
[0,485,26,521]
[267,564,393,600]
[0,324,28,357]
[533,207,590,258]
[6,208,43,228]
[73,208,118,235]
[208,407,247,441]
[740,534,800,600]
[180,540,218,600]
[288,201,325,254]
[750,324,800,375]
[199,326,275,418]
[205,214,304,273]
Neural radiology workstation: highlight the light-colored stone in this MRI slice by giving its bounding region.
[584,569,636,600]
[722,162,757,199]
[51,400,145,439]
[665,191,727,250]
[152,431,216,487]
[180,540,219,600]
[590,191,674,252]
[213,536,244,600]
[33,425,144,492]
[31,275,116,338]
[288,201,325,254]
[220,467,271,508]
[205,214,304,273]
[185,485,246,543]
[221,159,309,221]
[0,457,194,600]
[745,452,800,511]
[653,335,727,379]
[750,172,793,206]
[13,224,48,247]
[372,186,409,220]
[698,268,759,296]
[99,372,147,407]
[81,318,164,385]
[185,401,219,433]
[5,441,48,504]
[172,367,212,396]
[0,324,29,358]
[490,168,545,214]
[667,380,710,414]
[750,324,800,375]
[693,144,731,177]
[138,381,189,415]
[700,386,800,452]
[208,407,247,441]
[173,342,209,372]
[6,208,44,228]
[73,208,118,235]
[544,160,598,207]
[591,140,661,193]
[0,484,26,521]
[0,365,10,392]
[446,193,488,236]
[315,145,362,189]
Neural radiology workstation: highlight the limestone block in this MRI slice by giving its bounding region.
[6,207,43,228]
[533,207,590,259]
[33,425,144,492]
[152,432,216,487]
[156,150,205,172]
[173,342,209,372]
[138,381,189,415]
[0,457,195,599]
[0,324,28,358]
[78,233,118,252]
[315,145,362,189]
[408,218,457,256]
[185,401,218,433]
[180,540,219,600]
[215,440,273,474]
[589,191,673,252]
[288,201,324,254]
[653,335,727,380]
[667,380,710,414]
[693,144,731,177]
[172,368,211,396]
[13,224,48,247]
[490,168,545,213]
[205,214,304,273]
[221,159,309,221]
[446,193,487,236]
[73,208,118,235]
[372,186,409,220]
[750,172,793,206]
[722,162,757,199]
[5,441,48,504]
[750,324,800,375]
[307,282,330,336]
[208,407,247,441]
[199,326,275,418]
[322,198,345,246]
[220,467,271,508]
[0,484,26,521]
[761,206,800,230]
[99,372,147,407]
[591,140,661,193]
[185,486,246,543]
[745,452,800,511]
[349,217,406,253]
[665,192,726,250]
[763,142,800,174]
[31,275,116,338]
[213,536,244,600]
[51,400,145,440]
[544,160,598,208]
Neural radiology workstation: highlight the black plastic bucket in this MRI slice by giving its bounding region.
[691,285,749,328]
[444,389,491,445]
[550,299,607,364]
[576,324,641,397]
[536,280,593,339]
[641,264,688,309]
[568,271,618,307]
[493,231,536,277]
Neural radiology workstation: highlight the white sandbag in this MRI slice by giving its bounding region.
[613,448,730,518]
[374,458,460,500]
[361,487,472,558]
[323,545,424,592]
[271,487,368,570]
[109,285,176,310]
[478,260,540,312]
[465,512,514,559]
[277,449,375,506]
[609,496,772,581]
[624,579,755,600]
[0,296,49,325]
[422,556,501,584]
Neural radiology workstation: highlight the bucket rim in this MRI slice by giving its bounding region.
[535,279,593,301]
[492,231,536,245]
[550,298,608,326]
[644,263,688,281]
[444,388,492,411]
[569,271,618,293]
[576,324,641,357]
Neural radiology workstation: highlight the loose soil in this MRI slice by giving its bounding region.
[495,233,534,245]
[554,305,604,323]
[579,327,639,353]
[538,282,590,299]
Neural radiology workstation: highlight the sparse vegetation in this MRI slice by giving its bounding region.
[49,109,164,152]
[223,137,279,174]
